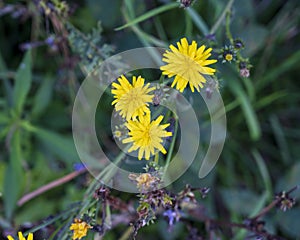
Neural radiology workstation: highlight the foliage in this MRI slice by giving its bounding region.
[0,0,299,239]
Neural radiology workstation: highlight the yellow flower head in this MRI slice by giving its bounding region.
[112,75,155,120]
[70,218,92,240]
[114,130,122,138]
[225,53,233,61]
[123,113,172,160]
[7,232,33,240]
[160,37,217,92]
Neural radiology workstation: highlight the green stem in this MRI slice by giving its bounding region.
[102,147,128,183]
[186,8,209,35]
[225,12,233,44]
[163,117,178,178]
[185,11,193,37]
[85,147,128,196]
[119,226,133,240]
[210,0,235,34]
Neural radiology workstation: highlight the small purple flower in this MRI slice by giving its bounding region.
[73,162,86,171]
[45,36,55,46]
[205,34,216,42]
[163,209,181,226]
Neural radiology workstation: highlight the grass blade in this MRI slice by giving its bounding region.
[228,77,261,140]
[115,2,178,31]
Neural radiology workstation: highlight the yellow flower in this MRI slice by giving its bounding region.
[160,37,217,92]
[7,232,33,240]
[112,75,155,120]
[123,113,172,160]
[114,130,122,138]
[225,53,233,61]
[70,218,92,240]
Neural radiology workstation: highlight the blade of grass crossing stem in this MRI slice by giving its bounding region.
[124,0,135,18]
[123,1,167,47]
[3,129,24,220]
[122,8,165,64]
[115,2,179,31]
[12,50,32,115]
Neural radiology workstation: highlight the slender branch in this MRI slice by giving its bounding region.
[17,168,87,206]
[250,185,299,221]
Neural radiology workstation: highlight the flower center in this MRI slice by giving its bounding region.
[142,126,152,145]
[225,53,233,61]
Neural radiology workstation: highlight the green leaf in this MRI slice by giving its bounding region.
[239,24,268,56]
[31,127,79,165]
[12,50,32,115]
[0,49,13,106]
[221,188,260,216]
[115,2,179,31]
[270,115,291,164]
[186,8,209,35]
[276,162,300,199]
[3,129,23,220]
[0,112,10,124]
[251,149,272,198]
[225,70,261,140]
[15,198,56,225]
[276,208,300,238]
[32,75,54,117]
[0,217,11,229]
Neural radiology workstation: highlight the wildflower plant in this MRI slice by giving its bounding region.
[1,0,299,240]
[160,37,217,92]
[7,232,33,240]
[111,75,155,120]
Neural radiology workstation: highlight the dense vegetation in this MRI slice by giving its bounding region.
[0,0,299,239]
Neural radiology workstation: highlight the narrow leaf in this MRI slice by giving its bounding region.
[186,8,209,35]
[32,75,54,117]
[0,113,9,124]
[223,67,261,140]
[0,49,13,106]
[230,82,261,140]
[31,127,79,164]
[3,129,23,220]
[115,2,178,31]
[13,50,32,115]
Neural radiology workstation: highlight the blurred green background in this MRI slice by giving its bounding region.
[0,0,299,239]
